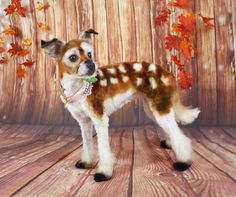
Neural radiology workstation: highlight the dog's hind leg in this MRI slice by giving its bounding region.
[148,103,193,171]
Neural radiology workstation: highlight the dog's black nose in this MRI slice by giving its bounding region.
[85,60,95,75]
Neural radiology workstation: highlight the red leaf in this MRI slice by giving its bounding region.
[199,14,215,28]
[17,67,26,78]
[178,14,195,31]
[0,57,7,64]
[180,40,192,61]
[17,49,29,57]
[0,47,5,53]
[8,42,19,56]
[4,5,16,15]
[165,34,180,50]
[21,59,34,67]
[16,6,27,17]
[171,55,184,69]
[155,9,171,26]
[177,71,194,89]
[168,0,190,9]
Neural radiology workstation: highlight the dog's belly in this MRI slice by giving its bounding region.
[104,89,136,116]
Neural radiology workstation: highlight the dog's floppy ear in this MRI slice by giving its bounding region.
[79,29,98,43]
[41,38,65,60]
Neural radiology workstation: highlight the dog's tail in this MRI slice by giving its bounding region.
[172,91,200,125]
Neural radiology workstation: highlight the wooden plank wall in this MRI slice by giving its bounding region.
[0,0,235,126]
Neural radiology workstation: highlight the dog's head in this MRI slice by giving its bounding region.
[41,29,98,79]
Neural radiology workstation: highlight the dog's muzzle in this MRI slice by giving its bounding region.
[85,60,96,76]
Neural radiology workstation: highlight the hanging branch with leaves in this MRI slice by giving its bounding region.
[155,0,214,89]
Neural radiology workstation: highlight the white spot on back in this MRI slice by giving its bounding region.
[122,75,129,83]
[110,77,118,84]
[100,79,107,86]
[161,75,169,85]
[107,68,116,74]
[133,63,142,72]
[149,77,157,89]
[136,78,143,86]
[118,64,127,73]
[98,69,104,77]
[148,64,156,73]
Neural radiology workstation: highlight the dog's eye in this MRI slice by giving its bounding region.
[69,54,78,62]
[87,52,92,59]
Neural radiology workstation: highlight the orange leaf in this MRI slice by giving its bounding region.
[3,26,17,36]
[36,2,50,10]
[155,9,171,26]
[171,55,184,69]
[178,14,195,31]
[17,67,26,78]
[172,23,190,38]
[16,5,27,17]
[0,47,5,53]
[0,57,7,64]
[165,34,180,51]
[37,22,50,31]
[23,38,32,46]
[0,37,5,44]
[21,59,34,67]
[168,0,190,9]
[4,4,16,15]
[17,49,29,57]
[199,14,215,28]
[177,71,194,89]
[180,40,192,61]
[8,42,19,56]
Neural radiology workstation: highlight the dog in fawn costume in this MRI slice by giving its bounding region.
[41,29,200,182]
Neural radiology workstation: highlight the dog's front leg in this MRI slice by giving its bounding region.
[92,115,116,182]
[75,118,95,169]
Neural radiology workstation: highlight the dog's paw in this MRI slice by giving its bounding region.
[173,162,191,171]
[94,173,111,182]
[75,160,94,169]
[160,140,171,149]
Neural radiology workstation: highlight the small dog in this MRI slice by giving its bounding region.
[41,29,200,182]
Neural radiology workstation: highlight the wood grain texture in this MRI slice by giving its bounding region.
[0,0,235,126]
[0,125,236,196]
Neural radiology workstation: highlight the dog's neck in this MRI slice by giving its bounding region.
[60,73,85,97]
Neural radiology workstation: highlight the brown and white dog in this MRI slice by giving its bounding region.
[41,29,200,182]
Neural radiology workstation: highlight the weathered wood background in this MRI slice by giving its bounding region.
[0,0,235,126]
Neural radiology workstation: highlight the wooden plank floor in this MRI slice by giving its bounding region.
[0,124,235,197]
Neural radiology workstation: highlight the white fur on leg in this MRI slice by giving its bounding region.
[79,120,95,164]
[151,108,193,163]
[91,115,116,177]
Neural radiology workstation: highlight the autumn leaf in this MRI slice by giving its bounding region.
[177,71,194,89]
[8,42,19,56]
[178,13,195,31]
[21,59,34,67]
[0,37,5,44]
[165,34,180,50]
[180,40,192,61]
[17,67,26,78]
[168,0,190,9]
[0,47,5,53]
[23,38,32,46]
[36,2,50,11]
[37,22,50,31]
[4,0,27,17]
[199,14,215,28]
[155,9,171,26]
[0,57,7,64]
[4,4,15,15]
[3,26,17,36]
[171,55,184,69]
[17,49,29,57]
